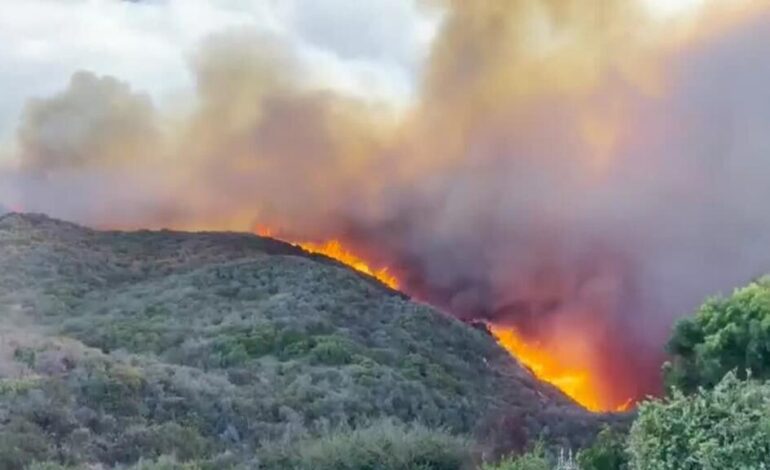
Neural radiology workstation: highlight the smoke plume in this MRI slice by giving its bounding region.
[5,0,770,408]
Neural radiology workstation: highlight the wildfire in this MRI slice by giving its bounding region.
[490,325,631,413]
[296,240,400,289]
[254,225,633,412]
[255,226,399,289]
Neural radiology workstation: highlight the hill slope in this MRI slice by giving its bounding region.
[0,213,604,468]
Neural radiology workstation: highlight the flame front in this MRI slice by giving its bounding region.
[296,240,400,289]
[257,225,629,412]
[257,226,632,412]
[255,226,400,290]
[490,325,630,412]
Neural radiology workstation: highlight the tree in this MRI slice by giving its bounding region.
[257,420,474,470]
[664,277,770,393]
[628,372,770,469]
[577,426,629,470]
[481,443,549,470]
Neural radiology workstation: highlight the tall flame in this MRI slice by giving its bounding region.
[490,325,630,412]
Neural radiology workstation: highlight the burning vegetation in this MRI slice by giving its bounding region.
[254,226,400,289]
[4,0,770,415]
[294,240,400,290]
[490,326,631,412]
[257,234,636,412]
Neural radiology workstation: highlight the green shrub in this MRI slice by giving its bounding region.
[25,463,76,470]
[258,420,473,470]
[212,325,280,367]
[0,418,54,470]
[240,325,278,356]
[577,426,629,470]
[628,372,770,469]
[109,422,211,464]
[276,329,314,360]
[127,455,203,470]
[211,337,250,367]
[77,364,145,416]
[481,443,549,470]
[0,215,598,468]
[665,277,770,393]
[13,347,36,368]
[309,336,356,365]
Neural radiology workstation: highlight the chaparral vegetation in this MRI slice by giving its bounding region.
[3,213,770,469]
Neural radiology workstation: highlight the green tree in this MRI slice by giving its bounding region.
[26,464,76,470]
[628,372,770,469]
[257,420,473,470]
[577,426,629,470]
[665,277,770,393]
[481,443,549,470]
[127,455,203,470]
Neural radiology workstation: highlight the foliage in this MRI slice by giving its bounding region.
[576,426,629,470]
[257,419,473,470]
[664,277,770,393]
[127,455,204,470]
[26,464,78,470]
[628,372,770,469]
[481,443,549,470]
[0,214,595,468]
[0,418,54,469]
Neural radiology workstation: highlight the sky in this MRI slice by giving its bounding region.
[0,0,724,164]
[0,0,440,160]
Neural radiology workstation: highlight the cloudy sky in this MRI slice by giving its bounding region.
[0,0,442,160]
[0,0,725,163]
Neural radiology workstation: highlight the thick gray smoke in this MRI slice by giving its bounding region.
[4,1,770,406]
[18,71,159,174]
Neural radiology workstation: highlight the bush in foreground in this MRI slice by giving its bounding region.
[257,419,474,470]
[481,443,549,470]
[576,426,629,470]
[665,277,770,393]
[628,372,770,469]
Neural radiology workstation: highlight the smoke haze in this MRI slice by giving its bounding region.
[3,0,770,407]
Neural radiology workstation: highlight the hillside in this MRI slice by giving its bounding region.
[0,213,607,469]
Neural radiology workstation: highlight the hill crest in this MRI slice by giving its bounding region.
[0,213,611,467]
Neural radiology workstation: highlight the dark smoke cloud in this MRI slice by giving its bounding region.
[382,5,770,404]
[6,1,770,406]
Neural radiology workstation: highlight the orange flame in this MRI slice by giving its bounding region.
[255,226,399,289]
[254,225,634,412]
[296,240,400,289]
[490,325,631,412]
